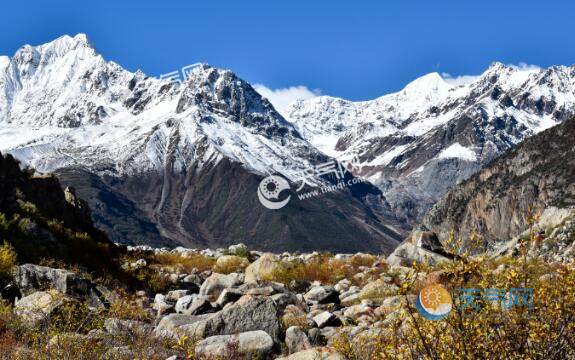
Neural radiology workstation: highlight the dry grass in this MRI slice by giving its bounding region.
[269,253,382,286]
[213,256,250,274]
[152,252,215,273]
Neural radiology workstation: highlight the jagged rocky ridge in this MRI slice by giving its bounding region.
[422,116,575,252]
[288,64,575,223]
[0,34,404,253]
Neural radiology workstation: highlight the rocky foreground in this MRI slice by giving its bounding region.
[2,234,574,359]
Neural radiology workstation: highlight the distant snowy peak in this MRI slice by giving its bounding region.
[287,61,575,222]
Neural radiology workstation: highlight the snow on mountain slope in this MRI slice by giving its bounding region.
[0,34,405,252]
[285,72,451,156]
[0,34,324,182]
[288,62,575,222]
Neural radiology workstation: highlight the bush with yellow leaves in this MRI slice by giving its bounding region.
[331,213,575,360]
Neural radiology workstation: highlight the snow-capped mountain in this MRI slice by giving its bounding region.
[0,34,321,179]
[287,62,575,223]
[0,34,404,253]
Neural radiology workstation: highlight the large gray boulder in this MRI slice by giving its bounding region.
[14,264,90,296]
[169,294,283,344]
[244,253,283,283]
[194,330,274,359]
[201,295,282,343]
[153,313,214,340]
[285,326,312,354]
[13,264,112,308]
[14,290,72,327]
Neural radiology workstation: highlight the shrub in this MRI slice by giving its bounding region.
[0,242,17,281]
[153,252,215,273]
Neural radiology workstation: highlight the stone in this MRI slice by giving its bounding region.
[244,253,283,283]
[304,286,340,304]
[276,347,346,360]
[14,290,72,327]
[343,304,373,320]
[175,294,196,313]
[285,326,312,354]
[312,311,340,328]
[198,295,282,343]
[153,313,215,340]
[215,288,244,308]
[184,297,216,315]
[270,292,299,310]
[182,274,202,286]
[194,330,274,359]
[153,294,174,315]
[14,264,90,297]
[199,273,243,301]
[165,289,191,302]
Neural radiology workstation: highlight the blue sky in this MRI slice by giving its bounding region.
[1,0,575,103]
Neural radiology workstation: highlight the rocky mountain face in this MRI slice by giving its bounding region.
[287,64,575,224]
[0,151,118,270]
[422,117,575,251]
[0,34,404,253]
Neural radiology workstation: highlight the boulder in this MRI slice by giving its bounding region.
[152,293,174,315]
[175,294,196,313]
[244,253,282,283]
[14,290,72,327]
[194,330,274,359]
[276,347,346,360]
[199,273,243,301]
[285,326,312,354]
[192,295,282,343]
[312,311,340,328]
[184,297,216,315]
[14,264,89,297]
[343,304,373,321]
[153,313,214,340]
[215,288,244,308]
[304,286,340,304]
[165,289,191,302]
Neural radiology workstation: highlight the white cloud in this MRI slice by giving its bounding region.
[253,84,321,115]
[441,72,480,86]
[508,62,541,72]
[441,62,541,87]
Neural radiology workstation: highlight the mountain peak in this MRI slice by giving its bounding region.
[24,33,94,57]
[401,71,451,95]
